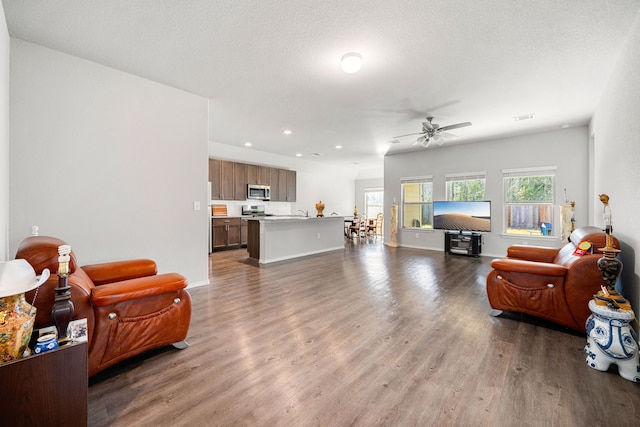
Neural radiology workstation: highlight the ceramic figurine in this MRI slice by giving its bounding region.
[585,300,640,382]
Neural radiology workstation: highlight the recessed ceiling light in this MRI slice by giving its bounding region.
[335,145,342,149]
[341,52,363,73]
[352,162,359,165]
[560,124,571,129]
[296,153,302,157]
[513,114,535,122]
[283,129,292,135]
[244,142,252,147]
[311,153,321,157]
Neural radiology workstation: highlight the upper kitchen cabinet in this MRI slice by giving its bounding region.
[209,159,247,201]
[246,164,270,186]
[210,158,296,202]
[285,169,297,202]
[233,162,246,200]
[270,168,280,201]
[209,159,221,200]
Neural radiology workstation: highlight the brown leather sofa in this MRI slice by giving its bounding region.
[486,226,618,333]
[16,236,192,376]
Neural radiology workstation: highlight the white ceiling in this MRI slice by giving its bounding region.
[4,1,640,173]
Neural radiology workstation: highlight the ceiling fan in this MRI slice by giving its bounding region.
[391,117,472,148]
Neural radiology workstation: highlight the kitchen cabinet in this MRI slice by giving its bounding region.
[246,164,270,186]
[233,163,246,200]
[209,160,246,201]
[270,167,280,201]
[209,159,221,200]
[241,218,248,247]
[285,169,297,202]
[213,218,241,250]
[210,159,296,202]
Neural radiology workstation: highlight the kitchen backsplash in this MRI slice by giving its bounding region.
[210,200,293,217]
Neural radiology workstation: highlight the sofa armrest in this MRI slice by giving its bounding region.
[490,258,567,277]
[90,272,187,307]
[506,245,560,263]
[81,259,158,285]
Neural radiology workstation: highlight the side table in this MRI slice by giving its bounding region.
[0,341,88,426]
[585,300,640,382]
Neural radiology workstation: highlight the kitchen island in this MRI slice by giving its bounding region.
[247,216,345,264]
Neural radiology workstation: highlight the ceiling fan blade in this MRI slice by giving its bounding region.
[393,131,425,139]
[438,121,472,132]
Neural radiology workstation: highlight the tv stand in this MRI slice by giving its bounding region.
[444,231,482,257]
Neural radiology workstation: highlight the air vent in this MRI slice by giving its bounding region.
[513,114,535,122]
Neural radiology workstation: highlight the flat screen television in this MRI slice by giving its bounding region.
[433,201,491,232]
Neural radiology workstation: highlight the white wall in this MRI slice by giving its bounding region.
[590,13,640,315]
[9,39,210,286]
[0,6,9,261]
[384,126,589,257]
[209,140,357,217]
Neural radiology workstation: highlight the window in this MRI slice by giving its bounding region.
[445,172,486,201]
[401,177,433,229]
[503,167,555,236]
[364,189,383,218]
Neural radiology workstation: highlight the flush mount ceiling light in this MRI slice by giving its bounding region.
[341,52,363,73]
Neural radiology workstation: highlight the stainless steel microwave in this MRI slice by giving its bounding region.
[247,184,270,201]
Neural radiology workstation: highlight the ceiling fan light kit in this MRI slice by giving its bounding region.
[341,52,363,73]
[393,117,472,148]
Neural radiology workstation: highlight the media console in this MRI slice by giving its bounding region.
[444,231,482,257]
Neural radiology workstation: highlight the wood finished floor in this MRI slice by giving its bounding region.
[88,240,640,427]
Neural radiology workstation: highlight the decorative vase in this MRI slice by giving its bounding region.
[0,293,36,362]
[51,274,74,342]
[597,253,623,291]
[33,333,59,354]
[315,200,325,217]
[353,205,358,217]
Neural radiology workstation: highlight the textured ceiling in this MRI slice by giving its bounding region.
[4,1,640,173]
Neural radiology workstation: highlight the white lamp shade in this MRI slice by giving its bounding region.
[341,52,363,73]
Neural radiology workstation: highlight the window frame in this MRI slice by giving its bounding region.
[502,166,556,237]
[445,171,486,201]
[401,176,433,230]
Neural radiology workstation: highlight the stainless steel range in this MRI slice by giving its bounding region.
[242,205,271,217]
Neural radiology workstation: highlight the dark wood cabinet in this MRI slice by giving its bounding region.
[0,341,88,427]
[270,168,280,201]
[210,159,296,202]
[285,169,297,202]
[220,160,234,200]
[241,218,248,246]
[213,218,241,250]
[246,164,270,186]
[209,160,247,201]
[233,163,246,200]
[209,159,221,200]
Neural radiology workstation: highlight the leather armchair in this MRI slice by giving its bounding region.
[486,226,618,333]
[16,236,192,376]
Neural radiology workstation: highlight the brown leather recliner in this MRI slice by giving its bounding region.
[486,226,618,333]
[16,236,192,376]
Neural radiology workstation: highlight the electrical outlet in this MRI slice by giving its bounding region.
[415,233,419,238]
[316,233,321,239]
[193,201,200,211]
